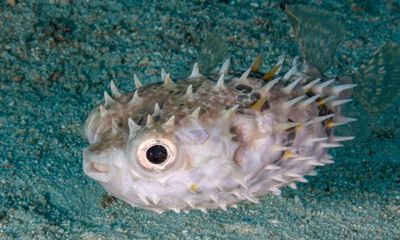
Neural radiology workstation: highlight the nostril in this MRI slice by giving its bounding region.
[91,162,109,173]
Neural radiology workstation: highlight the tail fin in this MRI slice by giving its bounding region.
[285,4,345,73]
[353,41,400,116]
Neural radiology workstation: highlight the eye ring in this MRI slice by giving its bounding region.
[136,138,176,171]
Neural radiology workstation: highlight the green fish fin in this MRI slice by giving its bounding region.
[353,41,400,117]
[196,33,229,75]
[285,4,345,73]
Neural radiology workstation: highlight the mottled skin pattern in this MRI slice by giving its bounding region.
[83,60,355,213]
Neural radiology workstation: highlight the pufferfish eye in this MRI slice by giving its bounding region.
[136,138,176,171]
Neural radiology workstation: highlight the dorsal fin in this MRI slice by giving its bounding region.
[196,33,228,75]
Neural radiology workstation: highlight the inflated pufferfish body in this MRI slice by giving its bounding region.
[83,5,400,213]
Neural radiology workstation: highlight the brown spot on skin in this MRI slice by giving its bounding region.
[235,84,253,94]
[261,100,270,111]
[250,92,261,101]
[285,119,297,132]
[248,71,265,79]
[305,91,315,98]
[318,104,330,116]
[229,125,243,142]
[287,130,296,142]
[317,105,334,136]
[237,94,249,101]
[231,136,240,142]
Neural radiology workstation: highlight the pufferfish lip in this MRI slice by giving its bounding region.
[82,149,115,183]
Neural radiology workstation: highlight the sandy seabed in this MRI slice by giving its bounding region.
[0,1,399,239]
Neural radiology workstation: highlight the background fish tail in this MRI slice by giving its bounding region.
[353,41,400,117]
[176,33,228,79]
[196,33,229,75]
[285,4,345,74]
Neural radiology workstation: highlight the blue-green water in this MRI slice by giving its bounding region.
[0,1,399,239]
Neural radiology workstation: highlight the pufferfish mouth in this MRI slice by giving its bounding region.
[82,149,115,183]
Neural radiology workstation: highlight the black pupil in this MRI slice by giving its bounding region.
[146,145,168,164]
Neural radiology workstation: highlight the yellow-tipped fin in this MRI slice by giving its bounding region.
[263,55,285,81]
[251,55,263,72]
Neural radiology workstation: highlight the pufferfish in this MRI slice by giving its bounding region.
[83,5,400,213]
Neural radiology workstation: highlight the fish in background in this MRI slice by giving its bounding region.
[82,4,400,213]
